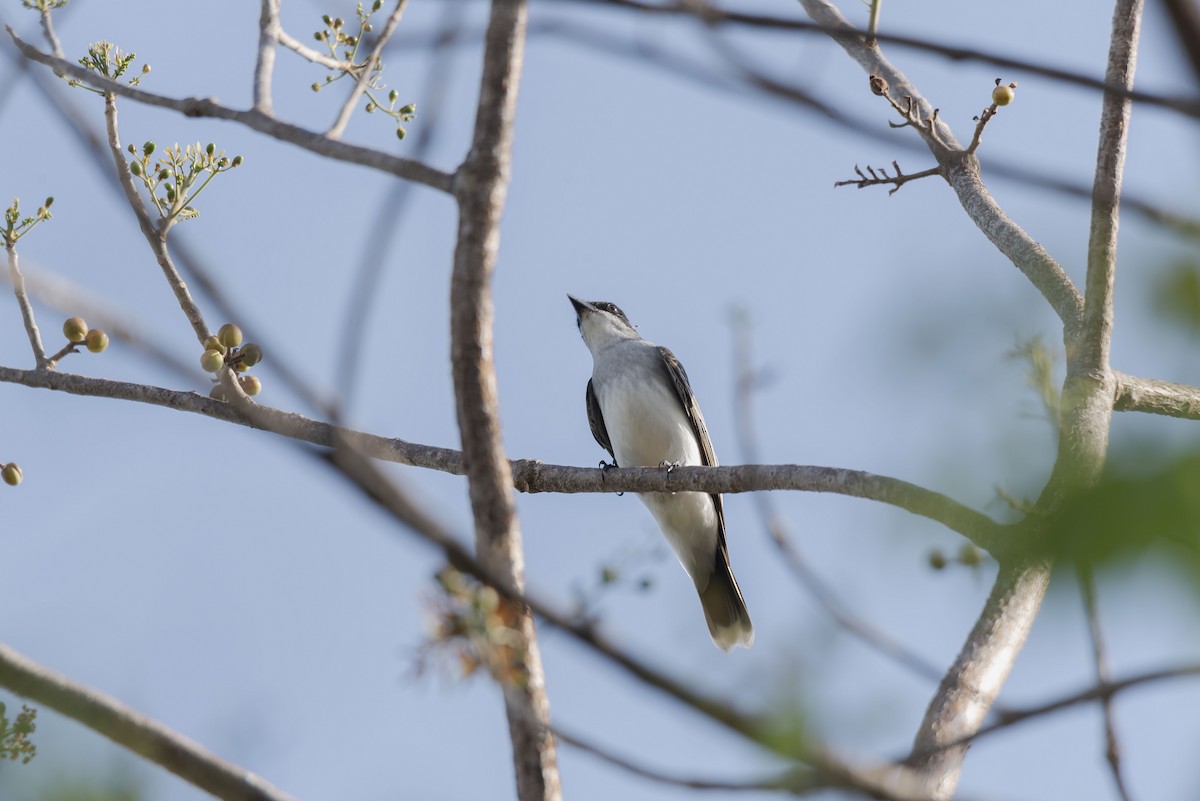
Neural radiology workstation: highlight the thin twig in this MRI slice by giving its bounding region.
[833,161,941,195]
[554,724,799,792]
[6,27,454,195]
[335,2,462,409]
[276,27,354,71]
[5,245,50,368]
[1078,568,1133,801]
[327,0,410,139]
[37,5,64,60]
[729,310,946,684]
[0,641,299,801]
[907,663,1200,759]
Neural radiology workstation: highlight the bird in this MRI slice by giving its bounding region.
[568,295,753,651]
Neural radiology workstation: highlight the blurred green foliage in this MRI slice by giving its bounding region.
[1154,258,1200,334]
[1037,450,1200,579]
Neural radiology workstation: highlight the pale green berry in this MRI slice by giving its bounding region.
[239,375,262,396]
[200,349,225,372]
[85,328,109,353]
[992,84,1015,106]
[217,323,243,349]
[63,316,88,343]
[239,343,263,367]
[2,463,22,486]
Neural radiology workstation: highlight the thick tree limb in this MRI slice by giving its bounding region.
[5,27,455,194]
[0,642,298,801]
[448,3,560,800]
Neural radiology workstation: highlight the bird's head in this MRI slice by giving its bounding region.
[568,295,640,352]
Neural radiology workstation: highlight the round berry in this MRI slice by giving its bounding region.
[2,463,22,486]
[63,317,88,343]
[200,349,225,373]
[217,323,243,349]
[85,329,109,353]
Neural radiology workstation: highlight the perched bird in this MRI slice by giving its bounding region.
[569,295,753,651]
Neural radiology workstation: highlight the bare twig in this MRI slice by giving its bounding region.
[5,245,50,368]
[833,161,941,196]
[6,27,454,195]
[254,0,281,114]
[554,725,798,792]
[908,663,1200,758]
[730,310,946,684]
[276,27,353,71]
[0,642,299,801]
[37,5,64,60]
[1078,568,1133,801]
[336,3,462,409]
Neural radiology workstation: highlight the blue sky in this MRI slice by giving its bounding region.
[2,1,1200,799]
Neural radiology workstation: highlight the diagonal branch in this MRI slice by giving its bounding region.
[794,0,1084,326]
[0,642,298,801]
[5,27,454,194]
[5,245,50,368]
[1078,568,1133,801]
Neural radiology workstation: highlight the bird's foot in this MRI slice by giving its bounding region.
[599,459,623,496]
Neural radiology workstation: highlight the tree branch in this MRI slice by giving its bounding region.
[1113,371,1200,418]
[794,0,1084,326]
[254,0,280,115]
[0,642,298,801]
[449,3,560,799]
[5,245,50,368]
[1078,568,1133,801]
[5,27,455,194]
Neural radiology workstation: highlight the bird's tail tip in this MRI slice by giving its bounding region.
[699,565,754,652]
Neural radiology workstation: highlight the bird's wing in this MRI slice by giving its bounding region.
[656,346,728,539]
[586,378,616,463]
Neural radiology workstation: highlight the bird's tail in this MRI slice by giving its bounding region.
[698,553,754,652]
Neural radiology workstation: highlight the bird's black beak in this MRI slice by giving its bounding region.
[568,295,594,317]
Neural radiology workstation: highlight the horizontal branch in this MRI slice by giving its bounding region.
[0,642,297,801]
[1113,371,1200,419]
[4,27,454,194]
[0,365,1003,549]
